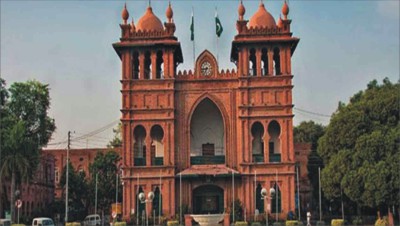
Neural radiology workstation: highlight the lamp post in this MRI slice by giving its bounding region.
[138,191,155,226]
[261,187,275,226]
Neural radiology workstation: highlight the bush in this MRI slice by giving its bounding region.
[167,220,179,226]
[114,222,126,226]
[375,217,389,226]
[235,221,248,226]
[331,219,344,226]
[285,220,299,226]
[251,223,262,226]
[66,222,81,226]
[352,216,363,225]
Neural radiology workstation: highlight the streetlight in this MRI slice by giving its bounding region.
[138,191,155,226]
[261,187,275,226]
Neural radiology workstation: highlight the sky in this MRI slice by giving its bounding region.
[1,0,399,149]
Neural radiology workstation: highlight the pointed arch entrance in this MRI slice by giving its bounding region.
[190,97,225,165]
[193,185,224,214]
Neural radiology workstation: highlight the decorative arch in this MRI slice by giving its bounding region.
[133,125,147,166]
[187,94,230,163]
[251,121,264,162]
[195,50,219,77]
[150,125,164,166]
[267,120,281,162]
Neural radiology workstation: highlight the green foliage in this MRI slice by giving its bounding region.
[107,123,122,148]
[317,78,400,208]
[285,220,299,226]
[231,199,245,222]
[60,162,89,221]
[351,216,363,225]
[235,221,248,226]
[65,223,81,226]
[375,217,389,226]
[331,219,344,226]
[251,223,262,226]
[114,222,126,226]
[294,121,325,150]
[88,150,121,213]
[166,220,179,226]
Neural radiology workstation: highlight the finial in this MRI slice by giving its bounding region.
[166,1,173,22]
[282,0,289,19]
[122,3,129,24]
[277,15,283,28]
[238,0,245,20]
[149,0,151,7]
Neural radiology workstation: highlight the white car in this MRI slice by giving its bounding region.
[32,218,55,226]
[0,219,11,226]
[83,214,101,226]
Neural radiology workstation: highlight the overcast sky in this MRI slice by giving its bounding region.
[1,0,399,149]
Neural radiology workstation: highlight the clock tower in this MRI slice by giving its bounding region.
[114,1,299,224]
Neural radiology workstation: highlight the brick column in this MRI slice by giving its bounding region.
[151,51,157,79]
[268,49,274,76]
[139,52,145,80]
[256,49,262,77]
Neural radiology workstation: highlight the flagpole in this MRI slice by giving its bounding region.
[254,170,257,222]
[215,7,219,67]
[137,174,139,226]
[159,170,162,225]
[191,7,196,68]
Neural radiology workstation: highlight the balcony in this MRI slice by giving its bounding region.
[190,156,225,165]
[152,157,164,166]
[252,154,264,163]
[134,158,146,166]
[269,153,281,163]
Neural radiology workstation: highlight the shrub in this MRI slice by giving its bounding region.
[114,222,127,226]
[235,221,248,226]
[167,220,179,226]
[352,216,363,225]
[331,219,344,226]
[375,217,389,226]
[66,222,81,226]
[251,223,262,226]
[285,220,299,226]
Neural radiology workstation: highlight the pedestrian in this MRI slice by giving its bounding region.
[307,211,311,226]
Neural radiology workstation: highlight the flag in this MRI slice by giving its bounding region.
[215,10,223,37]
[190,10,194,41]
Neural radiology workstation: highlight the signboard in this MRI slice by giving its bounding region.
[111,203,122,214]
[15,199,22,208]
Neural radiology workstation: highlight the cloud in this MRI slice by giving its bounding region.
[377,1,399,19]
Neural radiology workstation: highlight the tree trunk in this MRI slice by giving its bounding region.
[388,206,394,226]
[10,169,15,223]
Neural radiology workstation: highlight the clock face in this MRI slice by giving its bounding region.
[201,61,212,76]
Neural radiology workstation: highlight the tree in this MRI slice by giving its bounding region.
[317,78,399,215]
[0,79,55,220]
[60,162,89,221]
[294,121,326,214]
[89,151,122,216]
[107,123,122,148]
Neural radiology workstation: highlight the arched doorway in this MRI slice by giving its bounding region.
[190,98,225,164]
[193,185,224,214]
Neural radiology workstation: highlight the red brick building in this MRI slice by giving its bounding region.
[1,152,54,218]
[43,148,122,199]
[113,1,299,222]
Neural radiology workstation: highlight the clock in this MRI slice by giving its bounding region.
[201,61,212,76]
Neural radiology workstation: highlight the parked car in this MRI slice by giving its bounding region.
[32,218,55,226]
[0,219,11,226]
[83,214,101,226]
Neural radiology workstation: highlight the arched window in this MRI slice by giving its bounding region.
[261,48,268,76]
[249,48,256,76]
[152,187,162,216]
[256,183,264,213]
[151,125,164,166]
[156,50,164,79]
[133,125,146,166]
[271,183,281,213]
[273,47,281,76]
[132,51,139,79]
[144,51,151,79]
[251,122,264,163]
[268,121,281,162]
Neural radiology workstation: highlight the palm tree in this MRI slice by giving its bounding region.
[0,120,36,222]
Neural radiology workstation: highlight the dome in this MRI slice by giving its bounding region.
[248,3,277,29]
[136,7,164,32]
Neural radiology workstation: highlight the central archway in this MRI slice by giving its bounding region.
[190,98,225,164]
[193,185,224,214]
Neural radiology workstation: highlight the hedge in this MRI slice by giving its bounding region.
[251,223,262,226]
[331,219,344,226]
[285,220,299,226]
[114,222,127,226]
[66,222,81,226]
[235,221,248,226]
[166,220,179,226]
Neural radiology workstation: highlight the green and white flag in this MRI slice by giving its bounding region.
[215,10,223,37]
[190,10,194,41]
